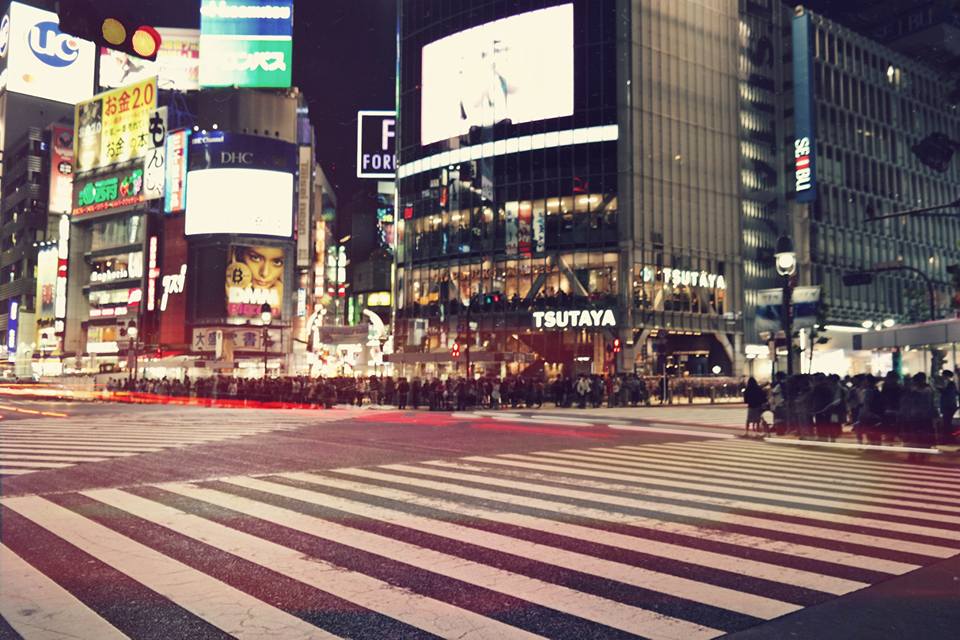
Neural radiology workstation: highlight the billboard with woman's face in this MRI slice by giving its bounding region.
[225,244,285,321]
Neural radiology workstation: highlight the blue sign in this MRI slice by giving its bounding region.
[792,9,816,203]
[28,20,81,67]
[189,132,297,174]
[6,300,19,362]
[200,1,293,37]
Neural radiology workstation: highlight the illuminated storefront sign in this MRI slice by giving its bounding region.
[532,308,616,330]
[48,125,74,214]
[792,8,816,203]
[54,215,69,333]
[1,3,95,104]
[74,76,158,173]
[6,300,19,362]
[366,291,392,307]
[72,167,145,215]
[640,266,727,290]
[99,28,200,91]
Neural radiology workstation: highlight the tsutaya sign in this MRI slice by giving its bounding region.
[641,266,727,290]
[533,309,616,330]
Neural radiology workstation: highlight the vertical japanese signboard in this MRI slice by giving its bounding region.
[297,145,311,267]
[792,8,816,203]
[48,125,75,214]
[164,129,190,213]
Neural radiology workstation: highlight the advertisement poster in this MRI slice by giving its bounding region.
[73,166,145,216]
[225,244,285,321]
[74,77,158,173]
[35,247,58,322]
[48,125,74,214]
[504,201,519,256]
[533,202,546,253]
[420,3,573,145]
[517,201,533,256]
[98,28,200,91]
[297,145,311,267]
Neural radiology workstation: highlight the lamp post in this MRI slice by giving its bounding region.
[775,235,798,377]
[127,322,139,382]
[260,302,272,378]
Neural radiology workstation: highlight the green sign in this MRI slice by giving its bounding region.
[199,38,293,88]
[73,169,145,216]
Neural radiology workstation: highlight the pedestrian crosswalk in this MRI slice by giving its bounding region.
[2,439,959,639]
[0,411,334,478]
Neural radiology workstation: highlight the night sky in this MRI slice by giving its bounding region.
[61,0,398,208]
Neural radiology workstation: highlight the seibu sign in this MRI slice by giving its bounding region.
[532,308,617,330]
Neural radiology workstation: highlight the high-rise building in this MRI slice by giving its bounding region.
[783,6,960,374]
[392,0,745,378]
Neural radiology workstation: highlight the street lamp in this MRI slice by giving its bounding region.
[260,302,272,378]
[127,322,139,382]
[775,235,797,377]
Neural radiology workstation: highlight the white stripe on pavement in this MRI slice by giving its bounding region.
[161,481,724,640]
[472,454,960,541]
[0,543,130,640]
[576,447,960,511]
[284,470,869,595]
[413,461,959,558]
[524,450,960,524]
[608,424,736,439]
[0,454,112,464]
[82,488,540,640]
[1,495,336,640]
[336,466,919,574]
[228,475,800,619]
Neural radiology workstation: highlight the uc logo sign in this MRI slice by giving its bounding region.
[28,21,80,68]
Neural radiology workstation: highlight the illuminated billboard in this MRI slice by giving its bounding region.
[0,2,95,104]
[99,28,200,91]
[420,4,574,146]
[199,1,293,88]
[164,129,190,213]
[185,132,296,237]
[72,165,145,216]
[48,125,74,214]
[226,244,285,321]
[74,77,159,173]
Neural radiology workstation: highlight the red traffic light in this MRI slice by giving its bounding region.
[59,1,162,61]
[451,343,461,358]
[612,338,622,353]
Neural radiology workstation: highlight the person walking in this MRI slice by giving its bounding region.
[900,372,937,461]
[575,375,591,409]
[937,369,957,445]
[743,377,767,437]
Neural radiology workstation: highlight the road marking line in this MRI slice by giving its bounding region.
[0,495,333,640]
[0,454,111,463]
[160,481,724,640]
[657,442,960,486]
[0,543,130,640]
[577,447,960,510]
[285,471,868,595]
[408,461,958,558]
[337,466,919,574]
[475,454,960,542]
[607,424,736,439]
[643,443,960,498]
[234,475,798,619]
[0,468,38,475]
[526,450,960,523]
[687,441,960,479]
[83,488,537,640]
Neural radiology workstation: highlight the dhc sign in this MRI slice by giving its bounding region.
[532,309,617,330]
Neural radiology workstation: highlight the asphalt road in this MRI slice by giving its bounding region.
[1,398,958,639]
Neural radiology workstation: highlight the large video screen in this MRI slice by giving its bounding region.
[185,168,294,237]
[225,244,285,321]
[420,3,574,146]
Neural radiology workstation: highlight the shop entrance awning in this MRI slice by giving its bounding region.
[854,318,960,350]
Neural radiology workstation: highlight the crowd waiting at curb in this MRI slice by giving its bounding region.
[742,370,960,455]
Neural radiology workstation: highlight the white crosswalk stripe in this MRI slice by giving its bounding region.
[1,439,958,639]
[0,411,331,478]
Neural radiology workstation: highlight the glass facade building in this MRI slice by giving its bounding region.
[394,0,745,377]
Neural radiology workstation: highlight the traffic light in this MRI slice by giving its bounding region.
[451,342,461,358]
[612,338,622,354]
[58,0,162,61]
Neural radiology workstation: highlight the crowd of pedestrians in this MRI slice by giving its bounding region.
[742,370,960,456]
